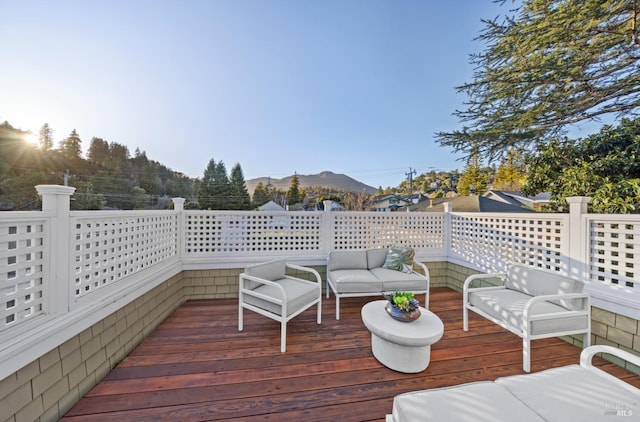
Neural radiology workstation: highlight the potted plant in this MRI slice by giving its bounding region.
[384,291,421,322]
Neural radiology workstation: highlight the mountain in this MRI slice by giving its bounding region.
[245,171,377,195]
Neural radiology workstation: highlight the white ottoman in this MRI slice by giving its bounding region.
[361,300,444,373]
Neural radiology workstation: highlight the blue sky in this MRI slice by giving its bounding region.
[2,0,511,189]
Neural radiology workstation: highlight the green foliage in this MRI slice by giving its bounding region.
[251,182,271,207]
[457,148,490,196]
[385,292,419,312]
[493,148,527,191]
[0,121,196,210]
[286,174,301,205]
[523,118,640,213]
[38,123,53,151]
[437,0,640,161]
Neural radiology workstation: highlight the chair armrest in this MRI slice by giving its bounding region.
[285,263,322,285]
[463,273,506,292]
[239,273,287,304]
[580,345,640,369]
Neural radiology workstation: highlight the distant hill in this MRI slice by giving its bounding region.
[246,171,377,195]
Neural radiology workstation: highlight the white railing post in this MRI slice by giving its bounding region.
[566,196,591,280]
[322,200,333,254]
[36,185,76,315]
[443,202,453,259]
[172,198,185,260]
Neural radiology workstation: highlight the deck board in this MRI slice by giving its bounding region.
[61,288,640,421]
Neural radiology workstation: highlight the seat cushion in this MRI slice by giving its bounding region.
[468,289,589,336]
[497,364,640,422]
[389,381,544,422]
[370,268,428,291]
[504,264,584,309]
[244,277,319,317]
[329,250,368,270]
[327,269,382,293]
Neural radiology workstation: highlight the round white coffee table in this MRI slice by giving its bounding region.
[361,300,444,373]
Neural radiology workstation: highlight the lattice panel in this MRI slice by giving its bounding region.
[589,220,639,289]
[0,220,46,332]
[72,214,179,300]
[331,212,445,250]
[184,212,323,253]
[450,214,567,273]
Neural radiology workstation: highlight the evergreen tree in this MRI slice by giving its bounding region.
[38,123,53,151]
[252,182,270,207]
[493,148,527,191]
[198,159,217,209]
[457,147,489,196]
[87,137,110,165]
[287,174,301,206]
[229,164,251,210]
[59,129,82,160]
[437,0,640,161]
[211,161,231,209]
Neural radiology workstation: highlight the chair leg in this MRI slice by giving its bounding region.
[583,332,590,348]
[336,296,340,320]
[317,300,322,324]
[462,306,468,331]
[281,321,287,353]
[238,305,243,331]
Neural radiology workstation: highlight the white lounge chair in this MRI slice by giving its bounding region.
[238,259,322,352]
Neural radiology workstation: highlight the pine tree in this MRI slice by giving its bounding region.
[59,129,82,159]
[198,159,217,209]
[229,164,251,210]
[252,182,270,207]
[38,123,53,151]
[287,174,301,206]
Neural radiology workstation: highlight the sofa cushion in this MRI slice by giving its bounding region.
[329,250,368,271]
[497,364,640,422]
[389,381,544,422]
[244,278,318,317]
[367,248,389,269]
[468,289,589,336]
[370,268,428,291]
[327,269,382,293]
[504,264,584,309]
[383,246,415,272]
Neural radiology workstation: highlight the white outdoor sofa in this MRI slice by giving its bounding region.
[463,263,591,372]
[386,345,640,422]
[326,248,429,319]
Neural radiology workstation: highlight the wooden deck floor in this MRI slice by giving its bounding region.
[62,288,640,421]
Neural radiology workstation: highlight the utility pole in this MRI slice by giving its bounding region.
[405,168,417,194]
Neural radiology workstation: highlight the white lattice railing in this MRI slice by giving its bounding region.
[183,211,324,256]
[70,211,180,303]
[0,213,48,334]
[330,212,446,253]
[449,213,569,274]
[588,215,640,291]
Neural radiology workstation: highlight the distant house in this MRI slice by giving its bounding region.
[370,194,412,212]
[256,200,285,211]
[483,190,551,211]
[407,195,536,213]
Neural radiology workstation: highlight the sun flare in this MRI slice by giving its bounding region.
[23,132,39,146]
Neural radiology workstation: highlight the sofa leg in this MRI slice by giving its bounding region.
[336,296,340,320]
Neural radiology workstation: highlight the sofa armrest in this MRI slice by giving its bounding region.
[523,292,590,320]
[463,273,506,292]
[410,261,430,280]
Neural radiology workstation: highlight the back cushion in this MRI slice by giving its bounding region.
[505,264,584,308]
[245,259,286,281]
[367,248,389,269]
[329,251,368,271]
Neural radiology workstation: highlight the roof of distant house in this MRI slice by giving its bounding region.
[408,195,536,213]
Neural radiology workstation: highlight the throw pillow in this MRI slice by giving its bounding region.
[383,246,415,272]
